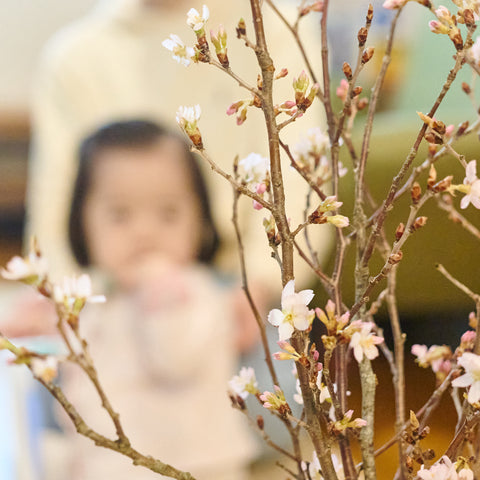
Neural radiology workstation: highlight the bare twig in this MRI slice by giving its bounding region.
[0,333,196,480]
[264,0,324,102]
[436,196,480,240]
[231,189,280,387]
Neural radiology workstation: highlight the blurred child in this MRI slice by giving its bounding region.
[56,119,257,479]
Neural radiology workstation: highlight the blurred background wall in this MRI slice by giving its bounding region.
[0,0,95,265]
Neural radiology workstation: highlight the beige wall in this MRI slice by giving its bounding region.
[0,0,96,110]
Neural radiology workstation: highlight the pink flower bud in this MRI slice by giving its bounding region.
[336,79,349,102]
[275,68,288,79]
[429,20,449,34]
[226,101,242,116]
[253,200,264,210]
[256,183,267,194]
[461,330,476,344]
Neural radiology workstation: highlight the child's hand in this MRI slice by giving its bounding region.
[129,255,194,314]
[0,290,57,338]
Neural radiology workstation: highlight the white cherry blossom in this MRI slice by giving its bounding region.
[228,366,258,399]
[162,34,195,66]
[349,321,383,363]
[238,153,270,185]
[460,160,480,209]
[452,352,480,404]
[267,280,315,341]
[176,105,201,129]
[1,251,48,284]
[307,451,345,480]
[53,274,105,312]
[186,5,209,32]
[417,455,473,480]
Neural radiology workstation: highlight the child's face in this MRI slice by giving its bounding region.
[82,138,203,289]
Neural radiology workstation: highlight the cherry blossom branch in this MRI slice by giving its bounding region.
[208,58,260,95]
[192,147,272,209]
[443,142,468,169]
[374,229,408,476]
[292,331,339,480]
[0,333,195,480]
[324,346,358,480]
[249,0,293,285]
[277,110,305,131]
[350,190,434,319]
[360,28,474,268]
[445,412,480,460]
[333,4,374,149]
[248,3,339,478]
[364,117,480,230]
[385,269,408,477]
[39,376,196,480]
[365,370,454,464]
[320,0,334,140]
[358,358,377,480]
[51,292,129,443]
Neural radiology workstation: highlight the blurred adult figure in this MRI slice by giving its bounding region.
[26,0,329,288]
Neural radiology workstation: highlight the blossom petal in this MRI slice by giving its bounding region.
[293,311,313,331]
[297,289,314,306]
[461,195,471,209]
[452,372,474,388]
[281,280,296,304]
[267,309,284,327]
[465,160,477,183]
[353,344,364,363]
[278,322,294,341]
[468,380,480,404]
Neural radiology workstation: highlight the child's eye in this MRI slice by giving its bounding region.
[158,204,180,223]
[107,206,131,223]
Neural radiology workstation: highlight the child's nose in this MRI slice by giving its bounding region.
[132,216,159,247]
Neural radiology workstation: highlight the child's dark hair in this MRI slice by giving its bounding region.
[68,119,220,266]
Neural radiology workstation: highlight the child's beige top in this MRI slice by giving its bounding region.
[61,265,256,479]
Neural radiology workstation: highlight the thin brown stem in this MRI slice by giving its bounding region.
[436,196,480,240]
[209,58,259,95]
[356,8,402,214]
[264,0,324,103]
[436,263,480,355]
[445,412,480,460]
[232,188,280,387]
